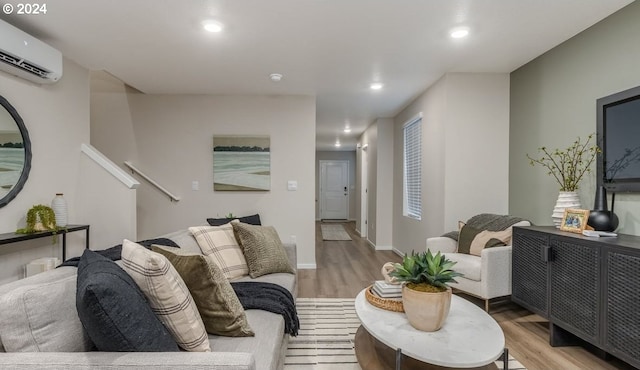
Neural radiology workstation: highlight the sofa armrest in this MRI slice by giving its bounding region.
[480,245,512,298]
[282,243,297,272]
[426,237,457,254]
[0,351,255,370]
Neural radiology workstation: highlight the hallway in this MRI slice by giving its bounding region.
[297,221,401,298]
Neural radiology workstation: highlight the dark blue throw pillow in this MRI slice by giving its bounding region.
[76,249,179,352]
[207,213,261,226]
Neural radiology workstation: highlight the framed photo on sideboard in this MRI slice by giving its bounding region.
[560,208,590,234]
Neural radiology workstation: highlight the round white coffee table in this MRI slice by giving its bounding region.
[354,289,506,369]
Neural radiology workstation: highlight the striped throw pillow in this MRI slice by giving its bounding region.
[121,239,210,352]
[189,223,249,280]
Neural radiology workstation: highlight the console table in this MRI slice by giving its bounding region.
[0,224,90,261]
[512,226,640,368]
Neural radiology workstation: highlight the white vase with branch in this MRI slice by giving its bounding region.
[526,134,601,227]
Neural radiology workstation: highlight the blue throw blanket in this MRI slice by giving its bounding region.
[231,282,299,336]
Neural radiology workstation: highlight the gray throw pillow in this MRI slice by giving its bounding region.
[232,223,295,278]
[76,249,179,352]
[151,245,254,337]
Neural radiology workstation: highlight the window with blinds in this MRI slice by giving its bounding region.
[403,115,422,220]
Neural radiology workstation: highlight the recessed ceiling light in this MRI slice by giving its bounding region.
[370,83,383,90]
[344,128,352,133]
[450,27,469,39]
[203,20,224,33]
[269,73,283,82]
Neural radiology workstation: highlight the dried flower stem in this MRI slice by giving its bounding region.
[526,134,601,191]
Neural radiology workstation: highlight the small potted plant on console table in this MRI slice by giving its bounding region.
[390,250,461,332]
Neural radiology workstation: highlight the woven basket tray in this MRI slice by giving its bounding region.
[365,285,404,312]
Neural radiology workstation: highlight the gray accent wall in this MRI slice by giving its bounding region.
[510,1,640,235]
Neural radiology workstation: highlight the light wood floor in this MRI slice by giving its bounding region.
[298,221,635,370]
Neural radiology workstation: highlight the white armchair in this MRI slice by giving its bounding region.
[426,219,530,312]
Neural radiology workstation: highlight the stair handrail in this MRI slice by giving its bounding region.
[81,144,139,189]
[123,161,180,202]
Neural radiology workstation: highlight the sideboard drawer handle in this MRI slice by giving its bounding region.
[542,245,551,262]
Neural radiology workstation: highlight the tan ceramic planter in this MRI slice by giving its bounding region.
[401,284,452,332]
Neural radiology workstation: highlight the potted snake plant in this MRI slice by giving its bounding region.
[389,249,462,331]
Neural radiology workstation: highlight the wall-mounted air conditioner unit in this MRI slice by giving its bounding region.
[0,19,62,84]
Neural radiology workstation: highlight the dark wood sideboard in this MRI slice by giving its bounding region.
[512,226,640,369]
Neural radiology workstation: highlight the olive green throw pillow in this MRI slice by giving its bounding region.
[151,246,254,337]
[231,223,295,278]
[457,224,511,256]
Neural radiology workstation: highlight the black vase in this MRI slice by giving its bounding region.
[587,186,619,232]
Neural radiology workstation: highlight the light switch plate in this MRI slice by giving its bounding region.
[287,180,298,191]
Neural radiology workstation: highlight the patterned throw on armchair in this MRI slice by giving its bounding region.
[426,214,531,312]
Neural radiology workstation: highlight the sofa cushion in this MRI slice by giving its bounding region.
[160,229,202,254]
[151,245,254,337]
[458,223,510,256]
[121,239,210,352]
[444,253,482,281]
[208,309,285,370]
[189,223,249,280]
[232,223,295,278]
[76,249,179,352]
[207,214,262,226]
[0,268,92,352]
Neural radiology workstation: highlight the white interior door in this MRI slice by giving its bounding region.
[320,160,349,220]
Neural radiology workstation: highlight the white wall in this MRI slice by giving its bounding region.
[0,59,90,284]
[375,119,394,249]
[356,118,394,249]
[91,92,317,268]
[393,73,510,255]
[76,152,137,249]
[393,76,447,254]
[315,151,356,220]
[510,1,640,234]
[443,74,510,228]
[90,71,140,168]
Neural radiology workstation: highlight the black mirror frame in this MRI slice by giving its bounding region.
[0,95,32,208]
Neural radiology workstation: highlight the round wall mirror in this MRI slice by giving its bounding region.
[0,95,31,208]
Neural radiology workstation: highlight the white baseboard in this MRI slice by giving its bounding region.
[375,245,393,251]
[355,229,368,239]
[366,239,375,249]
[297,263,317,269]
[392,247,404,257]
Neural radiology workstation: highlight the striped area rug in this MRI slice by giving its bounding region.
[285,298,526,370]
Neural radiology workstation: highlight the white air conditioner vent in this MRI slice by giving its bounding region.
[0,19,62,84]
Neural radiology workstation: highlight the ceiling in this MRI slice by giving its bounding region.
[1,0,633,150]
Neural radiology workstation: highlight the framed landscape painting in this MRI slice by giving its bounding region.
[213,135,270,191]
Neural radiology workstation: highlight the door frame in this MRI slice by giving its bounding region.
[319,160,350,220]
[360,147,368,238]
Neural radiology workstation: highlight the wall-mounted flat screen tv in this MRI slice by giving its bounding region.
[597,85,640,193]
